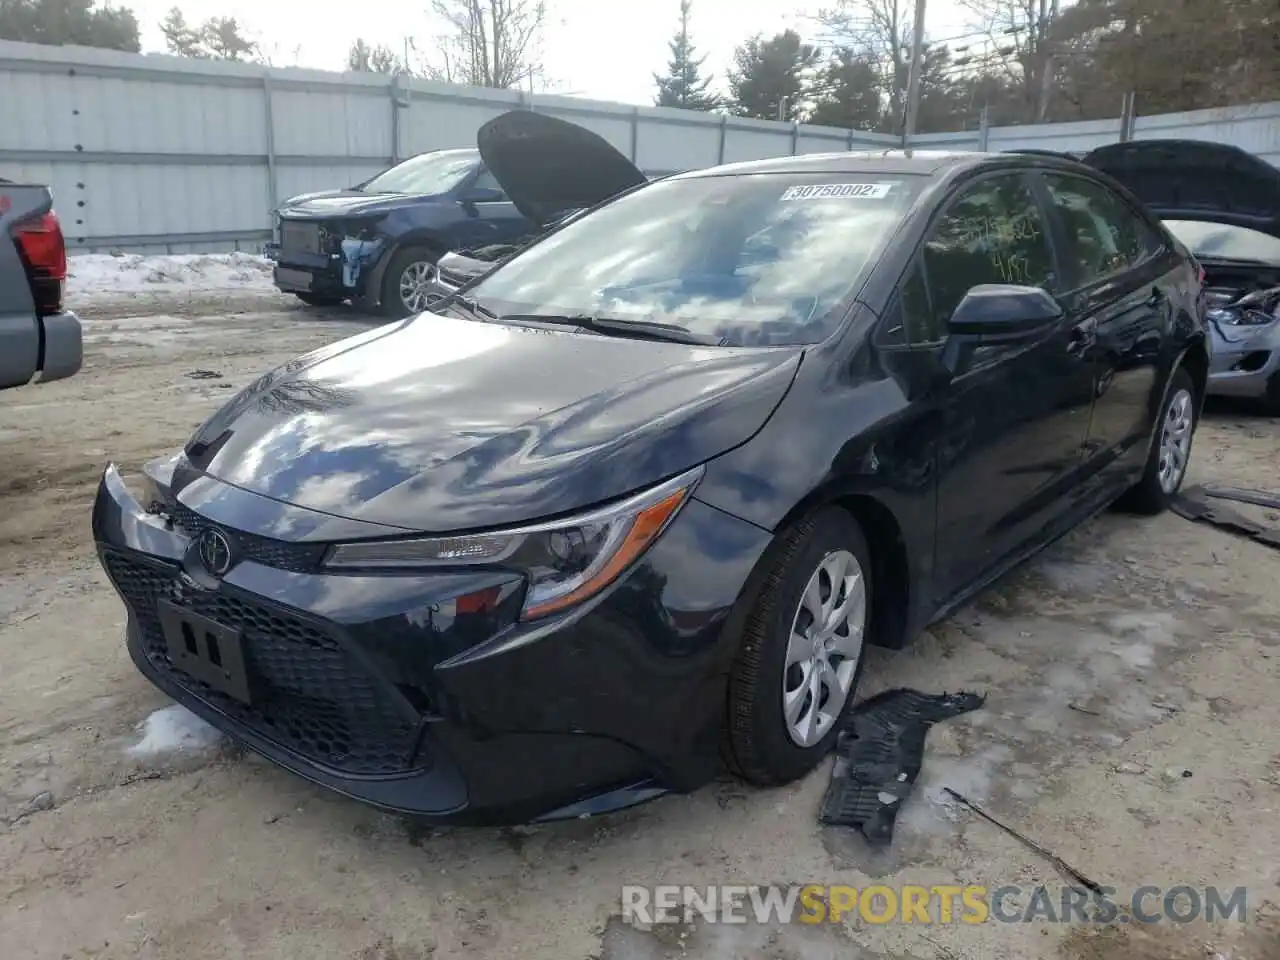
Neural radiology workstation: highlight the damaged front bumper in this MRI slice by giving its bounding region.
[269,229,390,307]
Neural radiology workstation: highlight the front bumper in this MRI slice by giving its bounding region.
[92,464,772,824]
[1205,320,1280,398]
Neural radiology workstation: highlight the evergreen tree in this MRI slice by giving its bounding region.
[727,30,820,121]
[652,0,720,111]
[0,0,140,52]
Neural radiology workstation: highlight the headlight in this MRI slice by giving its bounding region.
[1207,306,1275,326]
[324,466,704,620]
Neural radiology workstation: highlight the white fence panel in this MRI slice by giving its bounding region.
[1,39,1276,253]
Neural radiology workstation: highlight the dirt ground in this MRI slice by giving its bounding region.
[2,291,1279,960]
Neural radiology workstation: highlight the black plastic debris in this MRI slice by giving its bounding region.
[1171,485,1280,551]
[185,369,224,380]
[819,688,986,844]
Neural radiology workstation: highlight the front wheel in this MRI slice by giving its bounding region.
[381,247,440,318]
[723,507,872,786]
[1118,366,1197,515]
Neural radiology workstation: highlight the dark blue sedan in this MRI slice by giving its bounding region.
[94,146,1208,826]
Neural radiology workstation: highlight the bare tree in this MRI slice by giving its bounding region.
[960,0,1060,120]
[816,0,915,129]
[424,0,547,89]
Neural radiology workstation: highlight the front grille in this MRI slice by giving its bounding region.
[104,551,424,776]
[279,219,322,254]
[166,501,327,574]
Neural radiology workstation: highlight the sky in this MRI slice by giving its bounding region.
[124,0,983,108]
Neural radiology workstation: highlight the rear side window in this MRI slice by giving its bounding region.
[900,174,1056,345]
[1043,174,1162,287]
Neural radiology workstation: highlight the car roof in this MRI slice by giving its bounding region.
[671,150,1027,180]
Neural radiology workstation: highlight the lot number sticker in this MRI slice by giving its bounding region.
[780,182,895,201]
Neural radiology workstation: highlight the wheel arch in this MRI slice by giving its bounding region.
[1178,334,1210,411]
[766,486,915,651]
[364,231,453,307]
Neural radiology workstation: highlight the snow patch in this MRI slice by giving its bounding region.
[127,704,223,759]
[67,252,278,302]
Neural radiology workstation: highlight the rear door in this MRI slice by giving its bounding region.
[1036,172,1175,487]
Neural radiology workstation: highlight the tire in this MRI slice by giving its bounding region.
[380,246,440,318]
[723,507,872,787]
[1118,366,1198,515]
[294,292,344,307]
[1262,371,1280,416]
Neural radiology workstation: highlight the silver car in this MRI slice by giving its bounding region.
[1082,139,1280,410]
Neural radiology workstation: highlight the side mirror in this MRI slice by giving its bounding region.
[940,284,1063,375]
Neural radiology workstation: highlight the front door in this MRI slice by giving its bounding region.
[454,166,530,248]
[898,173,1099,597]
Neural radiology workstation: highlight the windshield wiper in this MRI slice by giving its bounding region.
[435,292,498,321]
[499,313,726,346]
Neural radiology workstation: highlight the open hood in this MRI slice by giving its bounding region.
[1082,139,1280,240]
[477,109,647,229]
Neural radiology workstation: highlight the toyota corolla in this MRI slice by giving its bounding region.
[93,149,1208,825]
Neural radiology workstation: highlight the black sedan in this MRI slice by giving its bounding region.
[93,149,1208,825]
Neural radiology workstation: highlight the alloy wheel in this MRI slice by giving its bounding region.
[782,549,867,748]
[1157,387,1194,494]
[398,261,437,314]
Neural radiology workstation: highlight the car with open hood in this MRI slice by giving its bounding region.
[430,111,650,296]
[1080,139,1280,409]
[93,148,1208,825]
[266,110,647,318]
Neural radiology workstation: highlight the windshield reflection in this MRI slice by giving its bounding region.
[470,173,924,347]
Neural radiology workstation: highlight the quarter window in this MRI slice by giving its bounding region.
[901,175,1056,344]
[1043,174,1160,286]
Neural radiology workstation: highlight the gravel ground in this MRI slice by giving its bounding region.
[2,292,1279,960]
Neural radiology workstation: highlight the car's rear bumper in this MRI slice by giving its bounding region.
[92,463,770,824]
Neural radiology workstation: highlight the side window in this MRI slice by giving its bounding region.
[470,168,507,200]
[1043,174,1160,287]
[907,174,1056,344]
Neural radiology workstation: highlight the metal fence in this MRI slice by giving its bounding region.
[1,39,1278,253]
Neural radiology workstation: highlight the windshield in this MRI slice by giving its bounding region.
[1163,219,1280,265]
[466,172,925,346]
[360,150,479,195]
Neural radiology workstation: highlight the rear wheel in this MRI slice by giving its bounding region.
[294,292,344,307]
[381,247,440,318]
[723,507,871,786]
[1119,366,1197,515]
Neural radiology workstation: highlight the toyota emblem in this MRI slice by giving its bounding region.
[197,527,235,578]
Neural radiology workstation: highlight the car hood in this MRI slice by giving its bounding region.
[1082,139,1280,239]
[476,109,648,229]
[180,315,801,533]
[277,189,434,219]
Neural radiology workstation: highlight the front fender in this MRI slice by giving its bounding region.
[357,226,454,309]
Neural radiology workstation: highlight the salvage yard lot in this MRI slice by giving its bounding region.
[2,292,1280,960]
